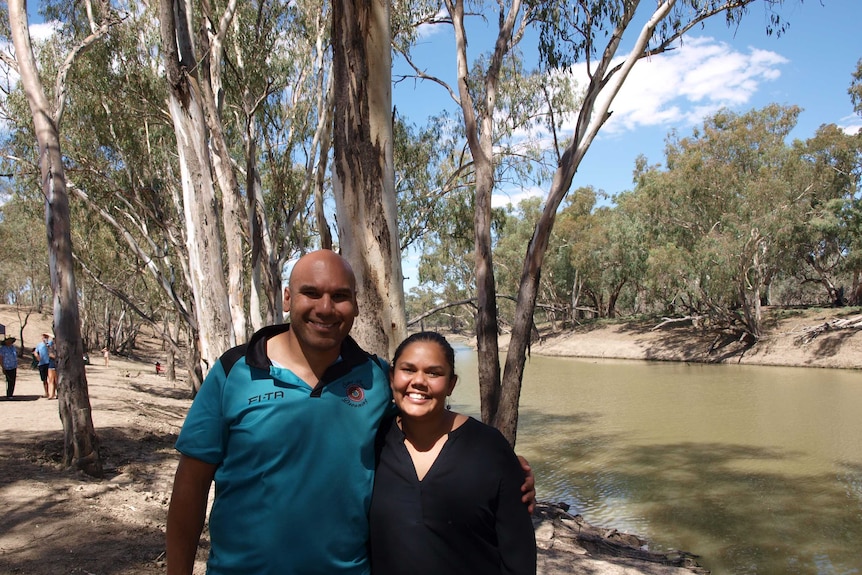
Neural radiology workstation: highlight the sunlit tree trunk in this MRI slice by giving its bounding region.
[7,0,102,476]
[499,1,675,444]
[198,0,247,344]
[159,0,233,376]
[331,0,406,358]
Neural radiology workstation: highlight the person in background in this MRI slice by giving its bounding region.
[46,335,57,399]
[1,336,18,398]
[370,331,537,575]
[33,333,52,399]
[165,250,535,575]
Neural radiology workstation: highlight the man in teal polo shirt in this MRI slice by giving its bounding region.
[166,250,533,574]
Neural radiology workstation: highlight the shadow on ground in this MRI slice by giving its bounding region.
[0,425,181,575]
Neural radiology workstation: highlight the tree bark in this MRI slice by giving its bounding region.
[198,0,247,344]
[8,0,102,476]
[446,0,524,426]
[159,0,234,375]
[331,0,406,359]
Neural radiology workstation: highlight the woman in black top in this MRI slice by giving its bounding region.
[370,332,536,575]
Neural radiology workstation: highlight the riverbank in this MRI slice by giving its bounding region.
[501,307,862,369]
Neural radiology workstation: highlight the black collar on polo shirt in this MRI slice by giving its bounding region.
[242,324,373,396]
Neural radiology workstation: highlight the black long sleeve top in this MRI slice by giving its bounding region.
[369,416,536,575]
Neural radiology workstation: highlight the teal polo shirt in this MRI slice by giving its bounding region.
[176,325,394,575]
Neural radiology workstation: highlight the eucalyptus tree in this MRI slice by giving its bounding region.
[155,0,337,369]
[0,197,52,351]
[394,1,560,432]
[483,0,796,443]
[791,124,862,302]
[495,198,545,323]
[227,0,334,329]
[850,58,862,117]
[4,0,123,476]
[632,105,809,339]
[393,114,474,253]
[495,197,572,327]
[551,186,602,320]
[158,0,235,369]
[37,1,206,389]
[0,197,51,316]
[331,0,407,358]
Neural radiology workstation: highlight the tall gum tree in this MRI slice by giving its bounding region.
[197,0,247,346]
[441,0,532,426]
[159,0,234,375]
[331,0,407,358]
[497,0,792,444]
[6,0,117,476]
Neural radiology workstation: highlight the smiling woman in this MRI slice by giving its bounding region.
[369,331,536,575]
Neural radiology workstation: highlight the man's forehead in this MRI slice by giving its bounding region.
[290,255,355,289]
[293,279,354,293]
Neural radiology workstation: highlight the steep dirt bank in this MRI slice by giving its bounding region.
[510,307,862,370]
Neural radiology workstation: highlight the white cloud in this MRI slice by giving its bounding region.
[491,186,545,209]
[565,36,788,136]
[415,8,449,41]
[839,122,862,136]
[29,21,60,42]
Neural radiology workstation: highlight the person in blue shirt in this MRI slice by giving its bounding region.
[165,249,538,575]
[1,336,18,398]
[33,333,54,398]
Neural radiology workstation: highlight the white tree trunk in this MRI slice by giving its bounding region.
[199,0,247,344]
[159,0,234,373]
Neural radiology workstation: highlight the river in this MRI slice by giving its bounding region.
[449,349,862,574]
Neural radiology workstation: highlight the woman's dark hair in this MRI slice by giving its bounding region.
[391,331,456,378]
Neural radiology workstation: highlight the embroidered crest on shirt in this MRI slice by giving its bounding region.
[342,381,367,407]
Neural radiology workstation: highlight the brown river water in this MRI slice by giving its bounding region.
[450,350,862,574]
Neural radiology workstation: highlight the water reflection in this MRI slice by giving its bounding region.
[449,348,862,574]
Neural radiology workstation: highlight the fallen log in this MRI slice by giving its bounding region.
[793,315,862,344]
[651,316,703,331]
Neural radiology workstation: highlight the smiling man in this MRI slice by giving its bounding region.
[166,250,394,575]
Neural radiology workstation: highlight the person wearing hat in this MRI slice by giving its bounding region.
[1,336,18,398]
[33,333,56,399]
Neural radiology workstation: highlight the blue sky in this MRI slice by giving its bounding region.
[392,1,862,205]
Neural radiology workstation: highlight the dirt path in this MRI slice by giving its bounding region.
[0,356,186,575]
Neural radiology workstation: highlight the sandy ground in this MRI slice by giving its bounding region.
[2,305,859,575]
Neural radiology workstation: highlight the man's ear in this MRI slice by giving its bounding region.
[283,287,291,312]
